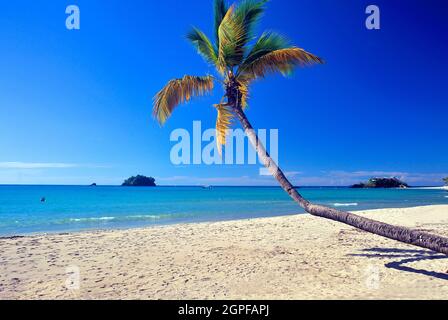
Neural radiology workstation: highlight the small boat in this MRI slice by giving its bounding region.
[40,197,46,203]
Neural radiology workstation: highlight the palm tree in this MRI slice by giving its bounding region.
[153,0,448,255]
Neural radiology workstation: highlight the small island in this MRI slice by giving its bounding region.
[444,177,448,186]
[351,177,408,189]
[122,175,156,187]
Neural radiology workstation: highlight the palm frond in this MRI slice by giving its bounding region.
[187,28,218,65]
[214,103,234,155]
[238,31,289,71]
[237,45,323,82]
[214,0,229,44]
[217,0,267,73]
[233,0,267,48]
[237,79,250,108]
[217,4,245,73]
[153,75,214,125]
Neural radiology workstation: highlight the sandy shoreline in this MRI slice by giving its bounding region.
[1,205,447,300]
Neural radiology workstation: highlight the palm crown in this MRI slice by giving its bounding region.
[153,0,323,153]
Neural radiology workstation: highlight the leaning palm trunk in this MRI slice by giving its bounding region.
[233,106,448,255]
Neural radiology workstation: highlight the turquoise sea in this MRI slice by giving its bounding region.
[0,186,447,236]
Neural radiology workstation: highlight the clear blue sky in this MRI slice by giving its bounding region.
[0,0,447,186]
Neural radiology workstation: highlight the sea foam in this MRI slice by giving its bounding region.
[68,215,163,223]
[333,203,359,207]
[69,217,115,222]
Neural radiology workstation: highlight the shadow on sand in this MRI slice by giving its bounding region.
[349,247,448,281]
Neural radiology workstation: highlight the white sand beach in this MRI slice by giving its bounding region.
[1,205,447,300]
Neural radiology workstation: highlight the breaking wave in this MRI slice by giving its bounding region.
[67,215,164,223]
[333,203,359,207]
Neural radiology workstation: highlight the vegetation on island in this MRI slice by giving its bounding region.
[351,177,408,189]
[444,177,448,186]
[122,175,156,187]
[152,0,448,255]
